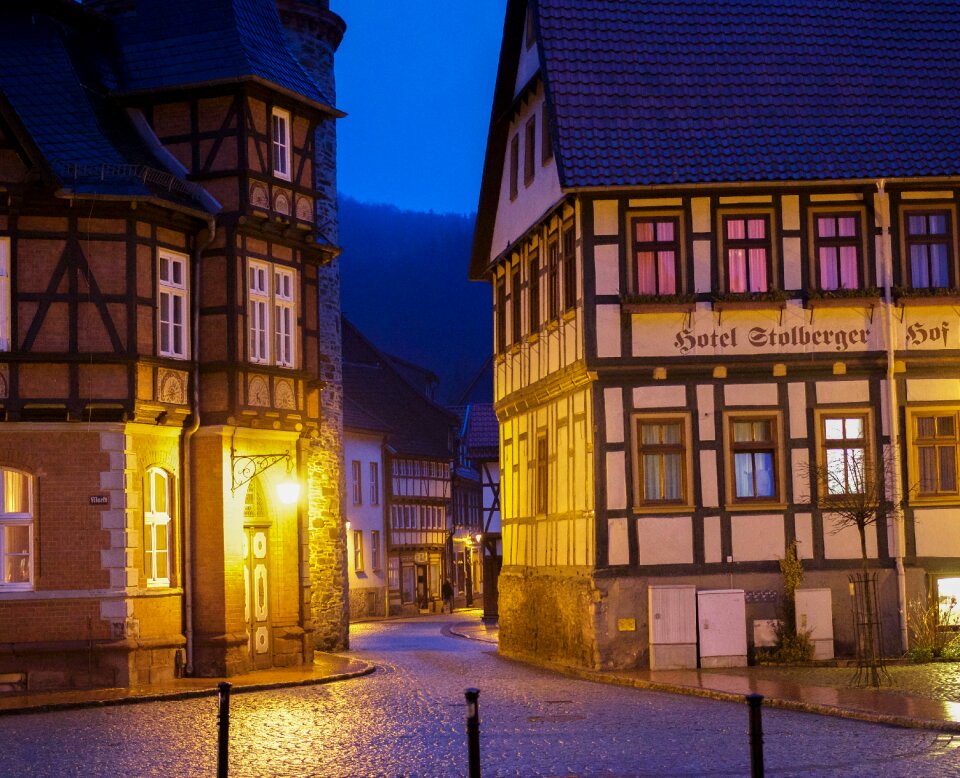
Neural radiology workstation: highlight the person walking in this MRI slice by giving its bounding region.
[441,578,454,614]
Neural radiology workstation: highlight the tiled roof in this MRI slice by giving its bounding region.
[343,396,389,436]
[537,0,960,187]
[109,0,338,113]
[342,317,459,460]
[0,8,209,211]
[461,403,499,460]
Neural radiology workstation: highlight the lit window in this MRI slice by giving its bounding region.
[724,215,771,293]
[352,529,363,572]
[547,237,560,320]
[535,433,548,515]
[905,210,953,289]
[528,251,540,333]
[158,251,188,358]
[248,261,297,368]
[0,467,33,590]
[635,418,687,505]
[249,262,270,364]
[0,237,10,352]
[913,411,959,497]
[274,269,295,368]
[814,213,861,291]
[632,216,680,296]
[820,415,867,496]
[562,224,576,310]
[369,462,379,505]
[145,468,172,587]
[729,416,780,502]
[351,460,362,505]
[272,108,291,181]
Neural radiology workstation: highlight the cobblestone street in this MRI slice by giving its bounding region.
[2,616,960,777]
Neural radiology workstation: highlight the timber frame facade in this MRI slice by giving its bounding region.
[0,0,347,691]
[473,0,960,670]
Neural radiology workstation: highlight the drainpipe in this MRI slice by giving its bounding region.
[877,179,909,653]
[183,217,216,674]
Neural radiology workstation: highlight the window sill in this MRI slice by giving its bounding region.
[895,292,960,307]
[632,504,695,515]
[908,496,960,507]
[805,293,882,309]
[623,301,695,314]
[724,502,788,513]
[712,295,790,312]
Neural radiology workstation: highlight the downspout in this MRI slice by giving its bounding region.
[877,179,909,652]
[183,217,216,674]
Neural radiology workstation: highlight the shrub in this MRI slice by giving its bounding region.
[907,595,960,660]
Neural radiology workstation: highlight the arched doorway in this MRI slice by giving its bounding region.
[242,478,272,669]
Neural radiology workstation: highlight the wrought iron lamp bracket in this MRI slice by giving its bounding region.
[231,450,291,493]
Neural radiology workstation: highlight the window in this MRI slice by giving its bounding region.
[541,105,553,164]
[495,275,506,353]
[819,413,868,496]
[351,460,362,505]
[371,530,381,571]
[0,237,9,352]
[524,116,536,185]
[632,217,680,295]
[144,468,171,587]
[0,467,32,589]
[528,251,540,334]
[158,250,188,359]
[635,417,687,505]
[369,462,379,505]
[814,213,862,291]
[248,261,297,367]
[535,433,548,515]
[353,529,363,572]
[729,416,780,502]
[724,215,771,293]
[272,108,291,181]
[562,224,576,310]
[547,237,560,319]
[913,411,959,497]
[510,263,521,345]
[509,135,519,200]
[905,210,953,289]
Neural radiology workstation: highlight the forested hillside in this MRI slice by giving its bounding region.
[338,195,492,403]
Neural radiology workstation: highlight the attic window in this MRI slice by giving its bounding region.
[525,4,535,49]
[509,135,519,200]
[524,116,536,186]
[272,108,292,182]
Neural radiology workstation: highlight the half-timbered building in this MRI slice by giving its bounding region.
[0,0,346,690]
[472,0,960,670]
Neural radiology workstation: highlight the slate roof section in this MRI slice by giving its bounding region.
[460,403,499,461]
[537,0,960,188]
[108,0,340,115]
[342,317,459,460]
[0,7,210,212]
[343,396,389,436]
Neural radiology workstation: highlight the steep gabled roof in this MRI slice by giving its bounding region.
[342,317,459,461]
[0,5,213,213]
[471,0,960,277]
[106,0,342,116]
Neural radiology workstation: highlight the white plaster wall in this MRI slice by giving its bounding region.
[816,380,870,405]
[725,383,778,406]
[787,382,807,439]
[822,513,878,559]
[344,430,387,591]
[782,237,802,290]
[593,200,619,236]
[489,88,563,265]
[794,513,814,559]
[633,385,686,409]
[704,515,722,563]
[606,451,626,510]
[604,387,624,444]
[700,450,719,507]
[906,379,960,403]
[608,517,629,565]
[596,305,622,358]
[696,384,716,440]
[731,514,784,561]
[594,243,620,296]
[637,516,693,565]
[914,508,960,557]
[791,448,810,503]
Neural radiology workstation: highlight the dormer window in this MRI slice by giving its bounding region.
[272,108,291,181]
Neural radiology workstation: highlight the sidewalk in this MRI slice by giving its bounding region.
[0,652,373,717]
[449,620,960,733]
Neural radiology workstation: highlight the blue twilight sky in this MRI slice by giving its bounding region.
[332,1,507,215]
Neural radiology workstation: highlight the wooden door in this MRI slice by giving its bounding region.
[243,527,272,669]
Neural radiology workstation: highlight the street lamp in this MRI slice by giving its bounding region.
[231,448,300,504]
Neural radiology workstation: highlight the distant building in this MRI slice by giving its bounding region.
[0,0,347,690]
[472,0,960,670]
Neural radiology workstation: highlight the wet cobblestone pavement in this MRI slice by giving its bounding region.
[2,616,960,777]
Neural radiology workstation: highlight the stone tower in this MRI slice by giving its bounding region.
[274,0,349,652]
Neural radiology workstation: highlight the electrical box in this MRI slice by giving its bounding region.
[648,585,697,669]
[697,589,748,667]
[796,588,835,660]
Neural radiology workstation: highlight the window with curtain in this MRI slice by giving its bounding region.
[905,211,953,289]
[724,215,770,293]
[511,262,521,345]
[524,115,536,185]
[632,217,680,295]
[821,415,867,495]
[352,529,363,572]
[636,419,685,504]
[815,214,861,290]
[535,434,548,515]
[547,238,560,319]
[158,250,188,358]
[144,468,171,587]
[730,417,778,501]
[371,530,381,571]
[914,412,959,496]
[528,251,540,334]
[0,467,33,589]
[562,223,576,310]
[369,462,379,505]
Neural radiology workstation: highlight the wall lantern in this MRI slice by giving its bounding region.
[231,449,301,505]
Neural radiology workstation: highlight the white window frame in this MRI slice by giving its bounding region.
[352,529,364,572]
[144,468,172,587]
[0,237,10,352]
[274,268,295,368]
[351,460,362,505]
[158,250,189,359]
[248,261,271,364]
[272,108,292,181]
[369,461,379,505]
[1,466,34,591]
[371,529,381,571]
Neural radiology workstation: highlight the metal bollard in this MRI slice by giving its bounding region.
[217,681,232,778]
[746,693,764,778]
[465,687,481,778]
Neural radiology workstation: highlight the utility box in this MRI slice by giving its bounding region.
[796,588,835,660]
[697,589,748,667]
[648,585,697,670]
